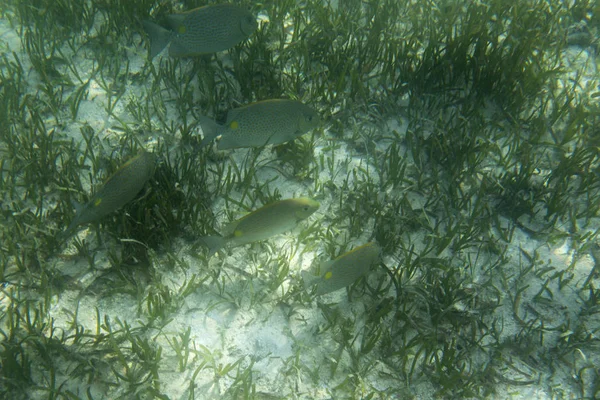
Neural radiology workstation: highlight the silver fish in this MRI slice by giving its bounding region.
[302,242,382,295]
[143,4,257,58]
[200,197,320,256]
[63,152,156,236]
[199,99,320,149]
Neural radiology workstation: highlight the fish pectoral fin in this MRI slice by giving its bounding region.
[221,220,240,237]
[168,39,193,57]
[165,14,186,31]
[319,260,335,273]
[70,198,84,213]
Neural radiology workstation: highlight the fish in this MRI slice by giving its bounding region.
[302,242,382,295]
[200,197,320,256]
[199,99,320,149]
[63,151,156,237]
[142,4,258,59]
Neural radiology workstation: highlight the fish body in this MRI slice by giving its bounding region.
[201,197,320,256]
[199,99,320,149]
[302,242,381,295]
[64,152,156,235]
[143,4,257,58]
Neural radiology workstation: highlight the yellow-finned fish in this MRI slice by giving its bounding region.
[63,152,156,237]
[302,242,381,295]
[199,99,320,149]
[142,4,257,59]
[200,197,320,256]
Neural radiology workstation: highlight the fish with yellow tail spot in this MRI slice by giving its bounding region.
[302,242,382,295]
[200,197,320,257]
[142,4,257,59]
[62,152,156,239]
[199,99,320,149]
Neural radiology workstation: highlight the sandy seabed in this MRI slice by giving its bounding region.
[1,5,599,399]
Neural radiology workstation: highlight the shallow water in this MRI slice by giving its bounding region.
[0,1,599,399]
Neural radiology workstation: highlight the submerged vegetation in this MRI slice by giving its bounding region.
[0,0,599,398]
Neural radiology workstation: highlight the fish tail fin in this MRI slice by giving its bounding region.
[198,116,221,147]
[142,20,172,59]
[200,235,226,257]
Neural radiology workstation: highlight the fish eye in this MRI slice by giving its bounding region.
[303,206,309,211]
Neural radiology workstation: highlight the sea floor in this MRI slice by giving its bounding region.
[1,2,600,399]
